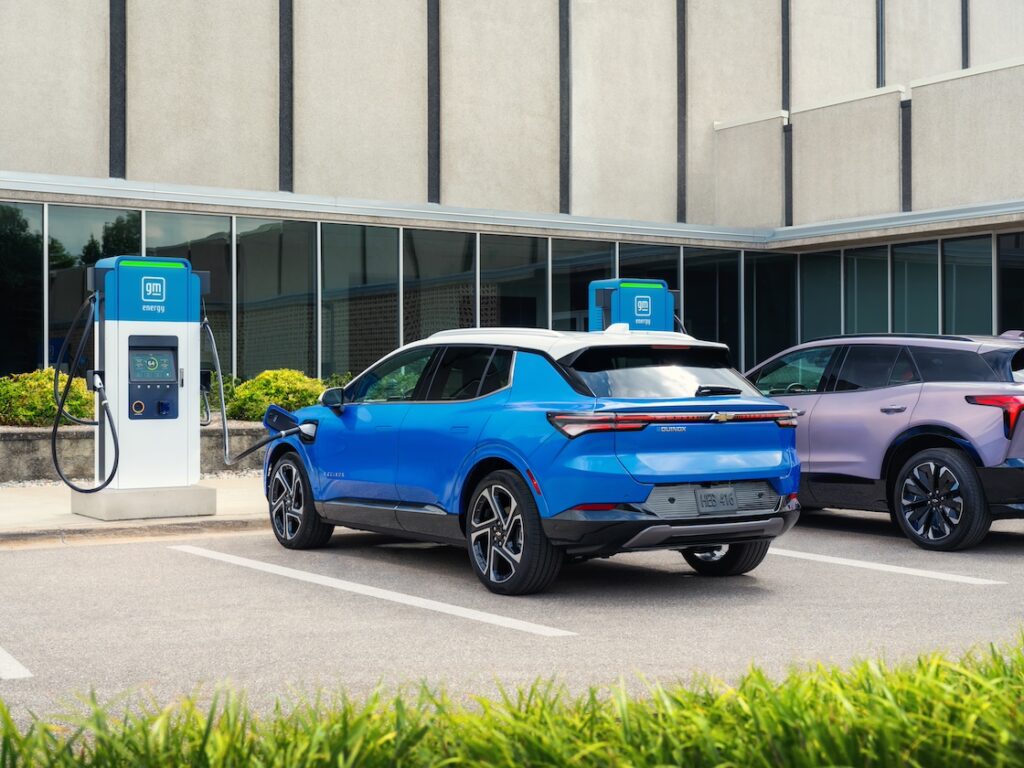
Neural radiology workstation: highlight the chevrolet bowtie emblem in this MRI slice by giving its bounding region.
[709,412,734,422]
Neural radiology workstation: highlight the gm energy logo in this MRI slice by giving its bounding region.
[141,276,167,314]
[634,295,652,317]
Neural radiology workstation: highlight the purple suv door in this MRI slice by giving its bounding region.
[806,345,922,509]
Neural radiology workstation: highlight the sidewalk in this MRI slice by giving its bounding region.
[0,474,268,544]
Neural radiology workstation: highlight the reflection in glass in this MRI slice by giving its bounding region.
[0,202,43,374]
[403,229,476,342]
[236,218,316,379]
[683,249,740,364]
[618,244,679,289]
[322,224,399,379]
[480,235,546,328]
[744,253,797,370]
[49,205,140,371]
[799,251,841,342]
[943,236,992,335]
[552,239,613,331]
[998,232,1024,334]
[146,212,232,367]
[892,241,938,334]
[844,246,888,334]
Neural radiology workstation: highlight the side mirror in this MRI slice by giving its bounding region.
[264,404,299,434]
[319,387,346,413]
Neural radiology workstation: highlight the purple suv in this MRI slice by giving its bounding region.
[746,334,1024,551]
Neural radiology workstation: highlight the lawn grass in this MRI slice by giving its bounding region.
[3,642,1024,766]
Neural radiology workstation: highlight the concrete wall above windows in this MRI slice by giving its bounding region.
[126,0,278,191]
[0,0,109,179]
[441,0,559,213]
[713,114,786,228]
[970,0,1024,68]
[912,61,1024,211]
[791,88,903,225]
[571,0,677,222]
[686,0,781,225]
[294,0,427,203]
[790,0,875,110]
[884,0,962,87]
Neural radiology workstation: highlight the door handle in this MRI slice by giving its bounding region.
[795,409,806,416]
[880,405,907,414]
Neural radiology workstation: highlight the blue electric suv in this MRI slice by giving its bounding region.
[263,327,801,594]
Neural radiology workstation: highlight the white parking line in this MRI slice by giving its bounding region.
[0,644,32,680]
[171,545,576,637]
[770,548,1006,585]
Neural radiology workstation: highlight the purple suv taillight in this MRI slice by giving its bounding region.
[965,395,1024,438]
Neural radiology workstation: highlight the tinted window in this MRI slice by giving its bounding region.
[834,345,901,391]
[567,346,759,399]
[888,347,920,386]
[910,347,998,383]
[427,347,494,400]
[480,349,513,396]
[753,346,837,396]
[351,347,435,403]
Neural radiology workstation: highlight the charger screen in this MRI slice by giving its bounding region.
[129,349,176,381]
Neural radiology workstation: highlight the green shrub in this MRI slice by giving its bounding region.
[226,369,324,421]
[323,371,353,391]
[5,643,1024,766]
[0,368,93,427]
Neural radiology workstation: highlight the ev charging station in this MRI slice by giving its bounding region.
[64,256,216,520]
[588,278,679,332]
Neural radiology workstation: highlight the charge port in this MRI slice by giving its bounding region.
[131,400,145,415]
[157,401,171,416]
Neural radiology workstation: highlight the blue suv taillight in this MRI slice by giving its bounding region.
[546,409,798,438]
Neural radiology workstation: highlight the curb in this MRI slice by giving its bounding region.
[0,515,269,547]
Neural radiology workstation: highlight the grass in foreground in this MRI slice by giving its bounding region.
[3,643,1024,767]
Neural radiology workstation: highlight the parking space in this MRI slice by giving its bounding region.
[3,511,1024,718]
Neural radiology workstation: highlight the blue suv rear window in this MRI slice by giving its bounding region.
[566,345,758,399]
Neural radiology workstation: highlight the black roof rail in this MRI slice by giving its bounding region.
[807,333,976,343]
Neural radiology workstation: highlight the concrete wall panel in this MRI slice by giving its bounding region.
[441,0,558,212]
[0,0,108,178]
[295,0,427,203]
[127,0,278,191]
[686,0,781,224]
[913,63,1024,210]
[571,0,677,222]
[969,0,1024,67]
[791,89,902,224]
[790,0,875,109]
[713,116,785,228]
[884,0,961,87]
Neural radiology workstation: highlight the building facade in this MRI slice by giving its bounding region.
[2,0,1024,379]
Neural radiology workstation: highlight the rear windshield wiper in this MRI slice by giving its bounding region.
[695,385,743,397]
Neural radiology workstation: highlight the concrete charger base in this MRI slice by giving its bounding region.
[71,484,217,521]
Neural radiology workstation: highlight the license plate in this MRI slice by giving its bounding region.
[694,486,738,514]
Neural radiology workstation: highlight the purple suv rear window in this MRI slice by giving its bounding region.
[910,347,998,383]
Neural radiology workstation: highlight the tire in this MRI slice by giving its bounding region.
[466,469,562,595]
[268,453,334,549]
[681,541,772,576]
[891,448,990,551]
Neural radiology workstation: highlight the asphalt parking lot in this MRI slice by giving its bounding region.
[3,510,1024,719]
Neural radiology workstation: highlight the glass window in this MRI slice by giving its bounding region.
[552,239,613,331]
[943,236,992,335]
[910,347,998,383]
[146,212,232,368]
[480,349,514,395]
[352,346,435,403]
[49,205,140,371]
[403,229,476,342]
[236,217,316,379]
[997,233,1024,334]
[799,251,841,342]
[744,253,797,370]
[322,223,398,379]
[566,345,759,399]
[844,246,888,334]
[683,249,740,363]
[479,235,546,328]
[752,345,838,396]
[834,345,901,391]
[0,202,43,374]
[426,346,494,400]
[619,244,679,289]
[888,347,920,386]
[892,241,938,334]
